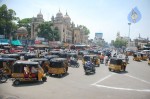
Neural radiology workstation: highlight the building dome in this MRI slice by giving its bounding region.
[64,12,71,20]
[37,10,43,19]
[17,27,28,34]
[56,10,63,18]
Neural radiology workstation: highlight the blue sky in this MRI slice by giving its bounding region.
[0,0,150,43]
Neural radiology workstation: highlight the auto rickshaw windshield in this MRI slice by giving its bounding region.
[110,59,122,65]
[50,62,64,68]
[84,56,91,61]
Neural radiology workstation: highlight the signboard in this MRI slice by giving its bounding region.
[95,33,103,39]
[0,35,5,39]
[128,7,142,23]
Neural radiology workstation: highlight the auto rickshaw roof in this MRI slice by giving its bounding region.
[2,54,20,57]
[14,60,39,65]
[83,55,98,57]
[110,57,124,61]
[0,57,16,61]
[25,53,37,56]
[44,55,59,58]
[50,58,67,62]
[67,53,78,55]
[28,58,48,61]
[50,51,61,53]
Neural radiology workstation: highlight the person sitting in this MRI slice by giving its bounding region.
[31,66,38,78]
[24,66,30,78]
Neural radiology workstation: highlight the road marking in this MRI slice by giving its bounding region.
[91,73,114,85]
[91,73,150,92]
[93,84,150,92]
[125,74,150,85]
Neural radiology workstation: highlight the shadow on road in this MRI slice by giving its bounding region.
[49,72,69,78]
[12,81,45,87]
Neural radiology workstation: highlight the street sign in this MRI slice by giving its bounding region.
[128,7,142,23]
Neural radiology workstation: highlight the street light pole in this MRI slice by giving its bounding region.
[128,23,131,47]
[128,23,131,39]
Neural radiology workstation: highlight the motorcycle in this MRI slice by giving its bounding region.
[84,61,95,75]
[69,59,79,68]
[0,70,8,83]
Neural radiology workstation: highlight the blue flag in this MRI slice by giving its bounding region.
[128,7,142,23]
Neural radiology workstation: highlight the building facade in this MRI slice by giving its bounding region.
[31,10,44,39]
[31,10,89,44]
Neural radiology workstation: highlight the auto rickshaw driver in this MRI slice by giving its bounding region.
[31,66,38,78]
[24,65,30,78]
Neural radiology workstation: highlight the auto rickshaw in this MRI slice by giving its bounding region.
[126,50,133,56]
[140,52,148,61]
[108,57,127,72]
[67,53,78,60]
[50,51,61,56]
[11,61,47,85]
[44,55,59,61]
[67,53,79,67]
[28,58,50,73]
[59,52,68,58]
[82,55,100,67]
[148,57,150,65]
[1,54,20,60]
[0,58,16,76]
[133,53,141,61]
[24,53,38,60]
[48,58,68,77]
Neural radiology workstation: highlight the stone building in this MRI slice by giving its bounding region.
[16,27,28,39]
[31,10,44,39]
[31,10,89,44]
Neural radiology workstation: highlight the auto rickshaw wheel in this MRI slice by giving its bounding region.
[42,77,47,82]
[109,68,111,71]
[58,74,62,78]
[13,80,20,85]
[49,73,52,76]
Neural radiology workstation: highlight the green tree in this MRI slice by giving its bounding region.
[37,21,60,41]
[113,38,127,48]
[79,25,90,35]
[17,18,32,37]
[0,4,17,39]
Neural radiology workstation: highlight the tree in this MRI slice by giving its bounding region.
[79,25,90,35]
[37,21,60,41]
[0,4,17,39]
[113,38,127,48]
[17,18,32,37]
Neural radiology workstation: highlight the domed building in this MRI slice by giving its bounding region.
[31,10,44,39]
[16,26,28,39]
[30,10,89,45]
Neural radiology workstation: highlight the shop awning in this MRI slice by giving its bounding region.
[0,39,9,45]
[11,40,22,46]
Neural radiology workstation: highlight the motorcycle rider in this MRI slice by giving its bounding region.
[84,61,95,72]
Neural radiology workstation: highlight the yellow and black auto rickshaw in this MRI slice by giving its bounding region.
[0,58,16,76]
[148,57,150,65]
[133,52,141,61]
[28,58,50,73]
[48,58,68,77]
[24,53,38,60]
[82,55,100,67]
[126,50,133,56]
[140,53,148,61]
[108,57,127,72]
[11,61,47,85]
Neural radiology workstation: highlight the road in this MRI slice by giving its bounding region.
[0,56,150,99]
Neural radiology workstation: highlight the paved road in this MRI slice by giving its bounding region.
[0,56,150,99]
